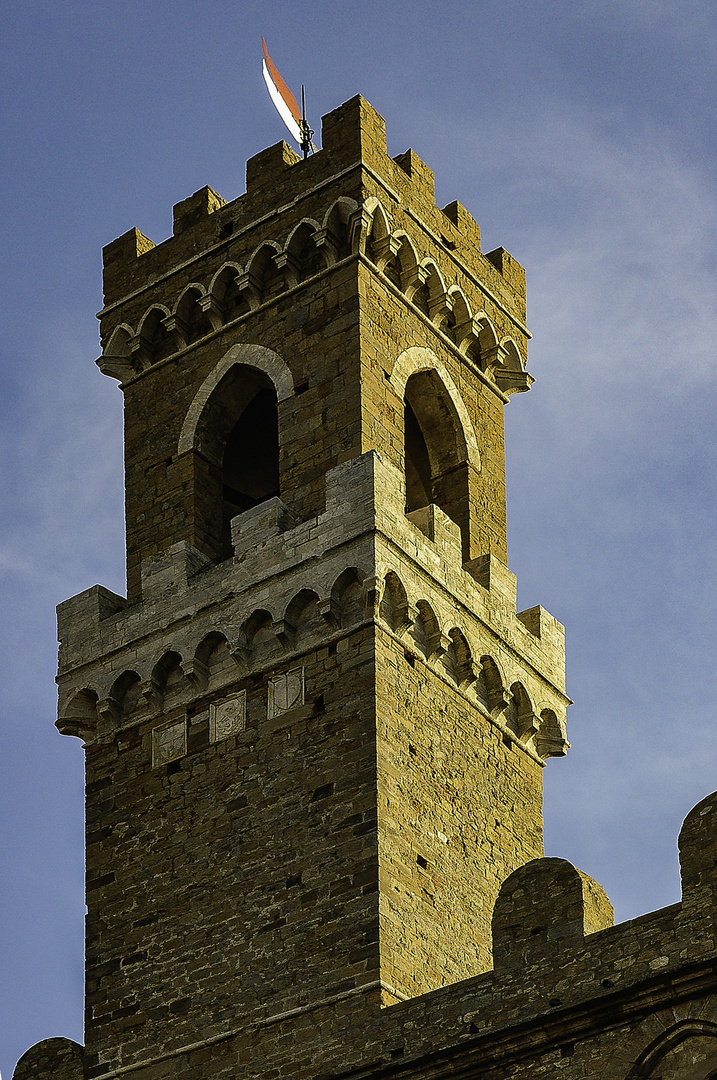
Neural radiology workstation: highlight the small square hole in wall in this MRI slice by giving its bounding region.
[152,718,186,768]
[416,854,428,870]
[268,667,305,718]
[210,691,246,743]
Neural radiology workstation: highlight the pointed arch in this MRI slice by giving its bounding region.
[411,260,447,321]
[442,628,477,689]
[382,231,419,292]
[110,670,143,720]
[285,218,325,281]
[365,199,391,241]
[494,336,532,396]
[242,608,283,664]
[194,630,239,689]
[174,283,213,344]
[246,240,286,302]
[152,650,185,706]
[330,566,366,627]
[413,599,446,660]
[136,304,174,364]
[366,202,396,270]
[625,1020,717,1080]
[322,196,358,260]
[379,570,412,634]
[478,655,508,718]
[178,345,291,561]
[209,262,251,322]
[283,588,323,648]
[505,681,537,742]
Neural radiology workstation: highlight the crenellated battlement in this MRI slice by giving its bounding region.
[100,97,524,341]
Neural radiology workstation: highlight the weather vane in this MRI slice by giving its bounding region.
[261,37,316,160]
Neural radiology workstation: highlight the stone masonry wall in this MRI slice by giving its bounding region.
[82,626,379,1077]
[375,625,544,999]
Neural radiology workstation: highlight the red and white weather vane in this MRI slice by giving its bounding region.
[261,38,316,160]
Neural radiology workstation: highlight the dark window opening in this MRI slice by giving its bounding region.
[221,387,279,545]
[403,369,471,557]
[404,400,432,513]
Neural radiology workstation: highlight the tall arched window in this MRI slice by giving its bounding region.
[190,364,281,561]
[403,369,470,553]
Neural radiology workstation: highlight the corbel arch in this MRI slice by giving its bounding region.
[57,688,100,741]
[246,240,285,301]
[383,230,419,292]
[322,196,359,231]
[505,681,538,743]
[98,323,137,381]
[173,283,213,345]
[329,566,366,626]
[284,218,325,281]
[135,304,174,365]
[366,202,397,270]
[322,196,358,260]
[209,262,252,322]
[494,336,532,396]
[476,655,509,718]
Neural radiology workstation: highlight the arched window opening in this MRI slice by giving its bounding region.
[403,369,470,553]
[189,363,282,563]
[405,400,432,513]
[222,386,279,542]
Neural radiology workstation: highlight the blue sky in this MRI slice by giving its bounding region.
[2,1,716,1074]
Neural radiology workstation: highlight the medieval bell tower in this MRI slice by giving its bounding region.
[36,97,569,1079]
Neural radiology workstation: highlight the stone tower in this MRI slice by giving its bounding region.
[25,97,573,1079]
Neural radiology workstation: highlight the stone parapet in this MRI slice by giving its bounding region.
[57,451,566,756]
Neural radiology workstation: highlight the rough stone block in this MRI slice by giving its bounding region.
[492,857,614,972]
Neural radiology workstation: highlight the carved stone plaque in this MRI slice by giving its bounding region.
[152,718,186,767]
[210,691,247,743]
[267,667,305,718]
